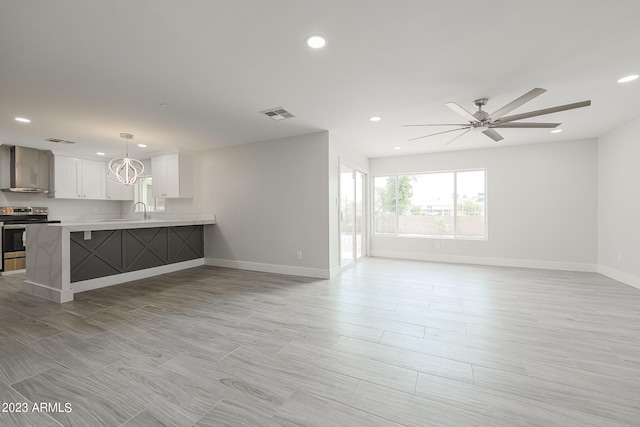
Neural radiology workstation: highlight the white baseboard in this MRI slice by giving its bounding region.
[597,265,640,290]
[205,258,330,279]
[72,259,205,294]
[370,250,597,272]
[1,268,26,276]
[329,265,342,279]
[23,280,74,303]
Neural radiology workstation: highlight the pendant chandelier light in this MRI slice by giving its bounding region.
[108,133,144,186]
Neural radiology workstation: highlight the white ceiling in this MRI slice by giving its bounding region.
[1,0,639,160]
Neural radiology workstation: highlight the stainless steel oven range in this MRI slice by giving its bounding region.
[0,206,60,273]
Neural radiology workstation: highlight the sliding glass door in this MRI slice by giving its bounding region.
[355,170,364,259]
[340,164,367,268]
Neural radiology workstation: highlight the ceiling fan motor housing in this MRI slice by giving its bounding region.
[472,98,489,124]
[473,98,488,109]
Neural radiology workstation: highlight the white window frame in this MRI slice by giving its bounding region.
[373,168,487,240]
[133,176,166,213]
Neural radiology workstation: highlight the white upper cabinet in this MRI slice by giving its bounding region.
[105,177,134,200]
[80,159,106,199]
[151,153,193,199]
[53,156,80,198]
[53,156,106,199]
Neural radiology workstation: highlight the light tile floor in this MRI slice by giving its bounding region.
[1,258,639,426]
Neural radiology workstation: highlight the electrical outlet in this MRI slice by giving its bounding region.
[296,251,303,260]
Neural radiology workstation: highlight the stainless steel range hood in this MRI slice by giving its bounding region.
[0,146,53,193]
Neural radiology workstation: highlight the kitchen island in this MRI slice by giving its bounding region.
[23,218,216,302]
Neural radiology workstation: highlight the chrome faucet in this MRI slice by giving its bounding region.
[134,201,150,220]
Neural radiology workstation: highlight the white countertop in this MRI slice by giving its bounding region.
[29,217,216,232]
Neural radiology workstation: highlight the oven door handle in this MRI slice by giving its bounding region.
[3,224,27,230]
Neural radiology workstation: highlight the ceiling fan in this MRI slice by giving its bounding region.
[405,88,591,145]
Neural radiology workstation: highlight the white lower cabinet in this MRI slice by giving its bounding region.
[53,156,106,199]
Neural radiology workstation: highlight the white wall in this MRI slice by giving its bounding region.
[597,116,640,288]
[158,130,370,279]
[198,131,331,278]
[370,139,599,271]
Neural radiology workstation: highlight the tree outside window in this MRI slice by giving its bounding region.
[374,170,486,239]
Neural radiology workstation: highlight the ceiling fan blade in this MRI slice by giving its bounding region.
[403,124,469,127]
[445,102,479,123]
[482,128,504,142]
[443,128,472,146]
[488,88,546,120]
[408,127,470,141]
[492,122,560,128]
[496,100,591,123]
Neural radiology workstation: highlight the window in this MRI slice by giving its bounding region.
[374,169,486,239]
[134,176,165,212]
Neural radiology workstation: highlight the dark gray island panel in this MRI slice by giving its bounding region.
[70,229,124,282]
[70,225,204,282]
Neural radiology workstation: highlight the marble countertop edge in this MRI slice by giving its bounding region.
[27,217,216,231]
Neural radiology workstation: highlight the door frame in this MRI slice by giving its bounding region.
[339,161,368,270]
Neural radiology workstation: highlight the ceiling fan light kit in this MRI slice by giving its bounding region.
[405,88,591,145]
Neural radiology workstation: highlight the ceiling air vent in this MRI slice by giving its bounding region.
[45,137,77,144]
[260,107,295,121]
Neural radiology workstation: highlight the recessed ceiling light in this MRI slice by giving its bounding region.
[394,146,402,150]
[14,117,30,123]
[369,116,382,122]
[96,152,105,156]
[137,144,147,148]
[306,35,326,49]
[551,129,563,134]
[618,74,639,83]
